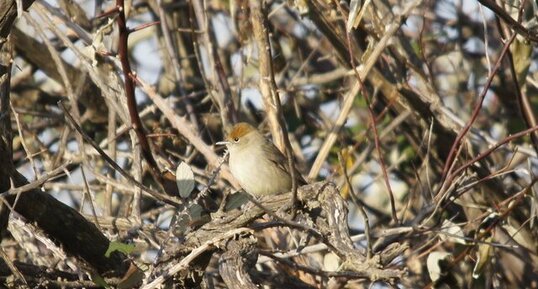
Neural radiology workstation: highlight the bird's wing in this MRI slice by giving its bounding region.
[263,140,307,185]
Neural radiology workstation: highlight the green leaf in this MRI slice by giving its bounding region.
[105,241,135,257]
[511,38,532,87]
[91,272,110,288]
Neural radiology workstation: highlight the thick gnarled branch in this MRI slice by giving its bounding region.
[171,182,407,285]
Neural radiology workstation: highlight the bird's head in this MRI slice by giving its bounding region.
[216,122,261,152]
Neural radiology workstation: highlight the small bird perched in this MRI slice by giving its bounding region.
[217,122,306,196]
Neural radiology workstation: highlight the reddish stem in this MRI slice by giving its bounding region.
[115,0,166,190]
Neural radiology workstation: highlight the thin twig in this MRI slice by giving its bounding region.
[0,247,28,288]
[496,0,538,158]
[29,11,102,228]
[249,0,302,218]
[133,74,240,188]
[307,0,421,180]
[1,162,71,196]
[476,0,538,43]
[338,151,372,259]
[115,0,166,191]
[337,1,398,223]
[58,101,181,207]
[439,31,517,189]
[190,0,235,128]
[141,228,253,289]
[156,0,200,131]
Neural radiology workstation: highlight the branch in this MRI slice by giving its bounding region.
[249,0,302,215]
[219,237,258,289]
[115,0,167,192]
[476,0,538,43]
[174,182,406,285]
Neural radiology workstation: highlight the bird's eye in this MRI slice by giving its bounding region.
[233,137,239,142]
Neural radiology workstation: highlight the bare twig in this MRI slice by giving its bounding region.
[1,162,71,196]
[133,75,240,188]
[156,0,200,131]
[249,0,302,217]
[29,9,103,229]
[337,0,399,224]
[476,0,538,43]
[0,247,28,288]
[141,228,253,289]
[308,0,421,180]
[496,1,538,158]
[115,0,166,191]
[59,101,181,207]
[439,31,517,190]
[190,0,236,128]
[338,151,372,259]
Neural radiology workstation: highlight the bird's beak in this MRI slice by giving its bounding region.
[216,141,230,146]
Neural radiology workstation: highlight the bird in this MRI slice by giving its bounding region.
[217,122,306,196]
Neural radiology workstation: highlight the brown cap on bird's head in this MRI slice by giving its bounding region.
[227,123,256,142]
[216,122,257,146]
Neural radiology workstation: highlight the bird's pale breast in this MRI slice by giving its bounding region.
[229,145,292,196]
